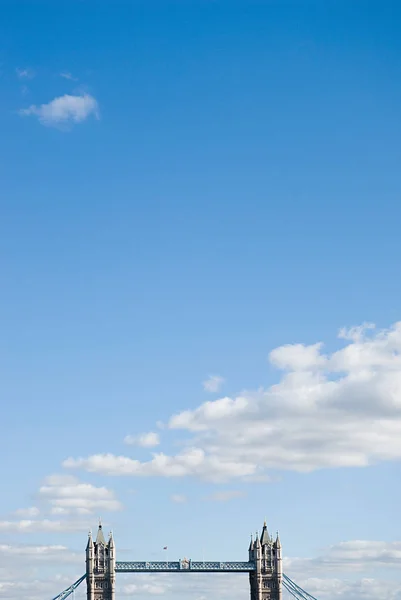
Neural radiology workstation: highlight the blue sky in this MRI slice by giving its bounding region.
[1,1,401,599]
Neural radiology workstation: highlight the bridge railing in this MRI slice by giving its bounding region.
[115,561,256,572]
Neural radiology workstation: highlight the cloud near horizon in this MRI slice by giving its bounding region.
[39,474,122,515]
[0,519,89,533]
[123,541,401,599]
[0,540,399,600]
[0,474,122,535]
[63,322,401,483]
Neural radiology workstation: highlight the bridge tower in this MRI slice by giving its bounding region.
[86,522,116,600]
[249,522,282,600]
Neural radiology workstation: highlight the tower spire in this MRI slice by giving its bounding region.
[260,520,270,545]
[96,519,106,545]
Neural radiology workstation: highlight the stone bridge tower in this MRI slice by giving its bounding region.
[86,522,116,600]
[249,522,282,600]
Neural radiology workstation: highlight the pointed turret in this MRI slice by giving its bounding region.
[108,530,116,583]
[255,532,261,549]
[86,530,94,582]
[86,530,94,552]
[275,529,282,597]
[96,520,106,545]
[248,534,254,561]
[260,520,270,546]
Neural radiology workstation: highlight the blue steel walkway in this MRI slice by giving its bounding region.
[115,561,255,572]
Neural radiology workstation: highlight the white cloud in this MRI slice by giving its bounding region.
[338,322,376,342]
[0,475,121,534]
[0,519,88,533]
[124,432,160,448]
[16,67,35,79]
[51,506,92,516]
[0,574,87,600]
[19,93,99,127]
[64,322,401,481]
[203,375,225,393]
[63,449,254,482]
[120,573,244,599]
[0,544,80,564]
[284,577,401,600]
[204,490,246,502]
[170,494,187,504]
[13,506,40,518]
[287,540,401,573]
[269,342,326,371]
[169,396,249,432]
[122,582,167,595]
[39,474,122,513]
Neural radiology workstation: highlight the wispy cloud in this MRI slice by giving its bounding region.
[60,72,78,81]
[16,67,35,79]
[0,543,81,564]
[13,507,40,518]
[170,494,187,504]
[0,519,88,533]
[287,540,401,573]
[124,432,160,448]
[204,490,246,502]
[202,375,225,393]
[19,93,99,127]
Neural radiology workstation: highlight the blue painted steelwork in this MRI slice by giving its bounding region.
[283,574,318,600]
[51,574,86,600]
[115,561,256,572]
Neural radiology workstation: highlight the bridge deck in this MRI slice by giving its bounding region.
[115,561,255,573]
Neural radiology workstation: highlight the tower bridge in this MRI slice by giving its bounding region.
[52,522,318,600]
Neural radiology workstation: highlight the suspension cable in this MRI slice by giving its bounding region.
[283,573,319,600]
[283,578,311,600]
[51,574,86,600]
